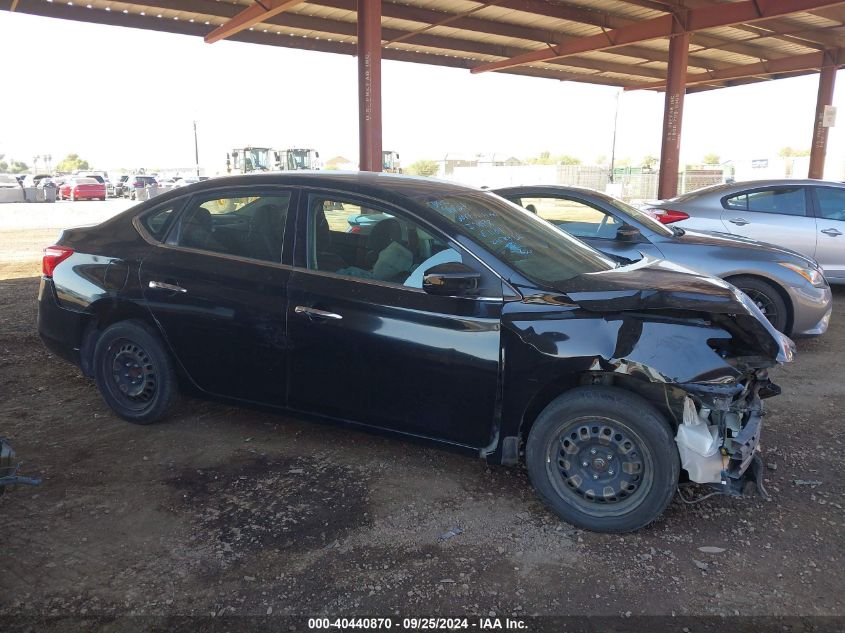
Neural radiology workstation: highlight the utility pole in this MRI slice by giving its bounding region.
[193,120,200,177]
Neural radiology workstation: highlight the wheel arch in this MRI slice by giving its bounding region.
[723,272,794,334]
[79,299,162,377]
[517,372,687,454]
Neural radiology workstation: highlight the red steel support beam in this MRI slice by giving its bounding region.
[471,0,845,74]
[658,32,690,200]
[358,0,383,172]
[626,47,845,90]
[205,0,305,44]
[808,56,838,178]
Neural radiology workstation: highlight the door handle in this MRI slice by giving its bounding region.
[295,305,342,320]
[728,218,750,226]
[821,228,843,237]
[148,280,187,293]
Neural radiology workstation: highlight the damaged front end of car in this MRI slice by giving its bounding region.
[540,258,796,500]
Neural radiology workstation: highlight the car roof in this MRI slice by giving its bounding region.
[670,178,845,202]
[152,171,482,200]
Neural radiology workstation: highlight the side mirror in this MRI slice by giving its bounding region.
[422,262,481,296]
[616,224,641,242]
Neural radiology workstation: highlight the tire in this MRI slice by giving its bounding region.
[729,275,789,334]
[525,386,679,533]
[93,320,178,424]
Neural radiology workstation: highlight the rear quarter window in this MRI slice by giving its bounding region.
[139,203,180,241]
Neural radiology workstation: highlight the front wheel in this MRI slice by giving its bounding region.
[729,276,789,334]
[93,320,178,424]
[525,386,679,533]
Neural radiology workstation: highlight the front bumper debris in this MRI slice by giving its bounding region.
[0,439,42,495]
[677,371,777,500]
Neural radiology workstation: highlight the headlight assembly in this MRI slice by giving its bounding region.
[778,262,826,287]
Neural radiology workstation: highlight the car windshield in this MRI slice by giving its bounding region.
[74,177,98,185]
[418,191,616,286]
[595,192,675,236]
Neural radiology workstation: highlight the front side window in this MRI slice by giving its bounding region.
[306,194,498,294]
[416,191,616,287]
[176,192,291,263]
[513,196,621,239]
[724,187,806,216]
[815,187,845,221]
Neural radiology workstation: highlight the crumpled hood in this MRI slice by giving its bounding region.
[674,228,818,268]
[555,257,795,363]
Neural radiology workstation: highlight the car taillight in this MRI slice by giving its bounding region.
[348,226,362,234]
[42,246,74,277]
[652,208,690,224]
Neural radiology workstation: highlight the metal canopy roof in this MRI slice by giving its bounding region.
[4,0,845,91]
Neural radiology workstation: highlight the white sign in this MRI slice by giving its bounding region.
[823,105,837,127]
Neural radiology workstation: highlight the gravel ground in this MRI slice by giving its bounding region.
[0,222,843,631]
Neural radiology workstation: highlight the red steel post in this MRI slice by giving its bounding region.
[657,31,689,200]
[808,59,837,180]
[358,0,383,172]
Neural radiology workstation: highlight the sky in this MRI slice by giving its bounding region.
[0,10,842,176]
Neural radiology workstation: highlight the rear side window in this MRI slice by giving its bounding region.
[140,204,179,241]
[815,187,845,221]
[723,187,806,216]
[175,193,291,263]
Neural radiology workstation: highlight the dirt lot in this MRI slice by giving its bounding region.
[1,224,843,630]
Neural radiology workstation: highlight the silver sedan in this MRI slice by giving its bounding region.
[646,179,845,284]
[495,185,832,337]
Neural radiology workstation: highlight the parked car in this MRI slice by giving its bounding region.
[645,179,845,284]
[0,174,22,188]
[37,173,794,533]
[113,175,130,198]
[22,174,53,188]
[122,175,159,200]
[495,185,831,337]
[58,176,106,201]
[78,173,112,196]
[172,176,200,187]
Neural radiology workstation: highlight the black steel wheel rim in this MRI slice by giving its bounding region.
[106,338,157,410]
[740,287,780,327]
[546,416,654,517]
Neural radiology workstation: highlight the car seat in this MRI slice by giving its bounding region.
[315,206,347,271]
[365,218,402,267]
[181,208,215,250]
[247,204,284,262]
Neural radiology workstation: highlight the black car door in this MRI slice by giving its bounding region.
[285,190,503,448]
[138,188,297,406]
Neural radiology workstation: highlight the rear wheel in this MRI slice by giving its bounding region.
[729,275,789,334]
[93,320,178,424]
[525,386,679,533]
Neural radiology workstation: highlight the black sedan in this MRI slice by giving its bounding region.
[38,173,793,533]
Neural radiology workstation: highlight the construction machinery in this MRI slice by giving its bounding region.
[382,151,401,173]
[227,147,321,174]
[284,148,321,171]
